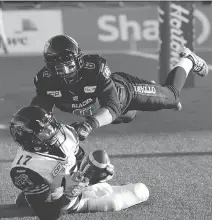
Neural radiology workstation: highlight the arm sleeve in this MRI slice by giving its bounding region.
[97,64,121,120]
[31,75,55,112]
[10,166,74,220]
[31,95,55,113]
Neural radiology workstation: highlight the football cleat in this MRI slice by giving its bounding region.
[179,46,209,77]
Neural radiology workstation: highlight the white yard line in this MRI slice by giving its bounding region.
[0,124,8,129]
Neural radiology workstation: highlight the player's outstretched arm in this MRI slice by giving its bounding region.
[71,72,121,141]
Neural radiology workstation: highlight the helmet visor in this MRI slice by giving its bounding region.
[46,54,77,80]
[10,114,58,149]
[36,123,56,143]
[55,59,77,79]
[10,115,33,135]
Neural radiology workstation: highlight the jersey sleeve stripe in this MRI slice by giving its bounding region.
[24,185,50,195]
[25,188,49,195]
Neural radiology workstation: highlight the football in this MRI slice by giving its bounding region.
[79,150,113,184]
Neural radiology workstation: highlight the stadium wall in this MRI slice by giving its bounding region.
[0,3,211,98]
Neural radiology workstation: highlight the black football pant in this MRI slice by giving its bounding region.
[127,66,187,111]
[128,82,179,111]
[112,67,187,124]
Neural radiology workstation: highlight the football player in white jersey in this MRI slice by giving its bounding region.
[10,105,149,220]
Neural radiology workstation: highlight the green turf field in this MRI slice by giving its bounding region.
[0,86,211,220]
[0,48,211,220]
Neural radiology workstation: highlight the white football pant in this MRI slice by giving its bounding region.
[75,182,149,212]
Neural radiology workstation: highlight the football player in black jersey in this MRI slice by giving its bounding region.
[31,35,209,141]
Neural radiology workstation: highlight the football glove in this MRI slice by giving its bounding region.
[70,117,99,141]
[65,171,89,198]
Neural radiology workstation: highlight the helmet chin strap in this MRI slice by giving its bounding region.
[63,70,82,85]
[63,77,74,85]
[49,126,66,146]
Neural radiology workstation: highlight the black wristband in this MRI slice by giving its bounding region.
[86,117,100,129]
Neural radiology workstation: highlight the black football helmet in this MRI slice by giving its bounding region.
[43,35,84,83]
[10,105,65,154]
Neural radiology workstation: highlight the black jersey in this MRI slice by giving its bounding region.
[31,54,125,119]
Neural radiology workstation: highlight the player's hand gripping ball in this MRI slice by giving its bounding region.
[79,150,115,185]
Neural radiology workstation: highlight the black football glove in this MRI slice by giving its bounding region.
[70,117,99,141]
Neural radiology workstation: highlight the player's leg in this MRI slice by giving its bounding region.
[129,47,208,112]
[75,182,149,212]
[112,110,138,124]
[179,46,208,77]
[164,46,209,107]
[129,81,181,111]
[112,80,156,124]
[16,191,30,207]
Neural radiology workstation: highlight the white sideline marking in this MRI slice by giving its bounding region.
[0,124,8,129]
[207,65,212,71]
[123,51,212,71]
[0,49,211,69]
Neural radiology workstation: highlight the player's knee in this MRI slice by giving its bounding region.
[123,110,137,123]
[112,110,137,124]
[134,183,149,202]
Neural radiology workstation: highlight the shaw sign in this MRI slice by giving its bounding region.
[97,7,210,47]
[63,4,211,52]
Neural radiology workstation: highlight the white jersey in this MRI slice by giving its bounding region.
[10,124,79,196]
[11,124,150,216]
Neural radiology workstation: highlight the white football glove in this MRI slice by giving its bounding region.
[65,171,89,198]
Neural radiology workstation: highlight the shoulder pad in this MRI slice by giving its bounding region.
[83,54,106,65]
[34,67,52,84]
[82,54,107,74]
